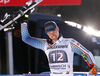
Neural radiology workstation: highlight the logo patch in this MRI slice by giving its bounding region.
[47,45,68,49]
[77,42,80,46]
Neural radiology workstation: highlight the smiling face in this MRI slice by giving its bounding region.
[47,27,59,41]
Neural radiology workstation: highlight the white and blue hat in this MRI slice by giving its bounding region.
[44,21,58,33]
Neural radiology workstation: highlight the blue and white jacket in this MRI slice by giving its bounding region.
[21,22,95,76]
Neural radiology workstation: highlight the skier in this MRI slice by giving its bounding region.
[21,21,98,76]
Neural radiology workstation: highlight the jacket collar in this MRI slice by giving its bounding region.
[52,35,63,47]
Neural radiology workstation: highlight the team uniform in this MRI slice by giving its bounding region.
[21,22,96,76]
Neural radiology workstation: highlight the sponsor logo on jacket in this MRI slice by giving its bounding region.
[47,45,68,49]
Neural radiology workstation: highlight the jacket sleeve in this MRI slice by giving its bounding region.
[70,38,95,65]
[21,22,46,51]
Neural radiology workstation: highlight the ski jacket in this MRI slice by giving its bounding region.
[21,22,95,76]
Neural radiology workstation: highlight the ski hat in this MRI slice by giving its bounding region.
[44,21,58,33]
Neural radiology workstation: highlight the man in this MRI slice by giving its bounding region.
[21,21,98,76]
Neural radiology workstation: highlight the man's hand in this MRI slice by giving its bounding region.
[89,64,98,75]
[21,8,32,23]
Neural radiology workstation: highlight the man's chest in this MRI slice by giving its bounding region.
[45,42,73,63]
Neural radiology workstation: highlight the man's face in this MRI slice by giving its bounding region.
[47,27,59,41]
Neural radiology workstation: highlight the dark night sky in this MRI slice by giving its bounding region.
[36,0,100,30]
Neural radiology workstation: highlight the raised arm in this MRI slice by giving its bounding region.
[21,22,46,51]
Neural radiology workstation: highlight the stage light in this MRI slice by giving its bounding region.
[76,24,82,29]
[65,21,100,37]
[95,31,100,37]
[64,21,77,27]
[83,26,94,34]
[57,14,61,17]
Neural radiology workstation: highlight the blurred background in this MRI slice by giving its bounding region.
[0,0,100,75]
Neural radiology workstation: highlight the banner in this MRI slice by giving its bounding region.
[0,0,29,6]
[39,0,81,6]
[0,0,81,6]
